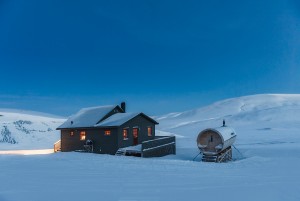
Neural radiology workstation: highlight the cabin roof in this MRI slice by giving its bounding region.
[95,112,158,127]
[95,112,139,127]
[57,105,119,129]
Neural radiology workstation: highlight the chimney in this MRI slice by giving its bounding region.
[121,102,126,113]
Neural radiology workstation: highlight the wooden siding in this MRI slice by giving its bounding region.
[142,136,176,157]
[117,114,156,148]
[60,114,157,155]
[61,128,118,154]
[198,130,222,153]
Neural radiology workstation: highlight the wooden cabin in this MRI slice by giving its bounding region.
[197,126,237,162]
[56,102,176,157]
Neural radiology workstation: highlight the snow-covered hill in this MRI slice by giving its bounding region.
[156,94,300,159]
[0,110,65,150]
[158,94,300,132]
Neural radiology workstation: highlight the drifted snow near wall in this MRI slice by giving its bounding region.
[1,94,300,201]
[0,111,65,150]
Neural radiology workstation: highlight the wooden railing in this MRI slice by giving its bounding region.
[54,140,61,152]
[141,136,176,157]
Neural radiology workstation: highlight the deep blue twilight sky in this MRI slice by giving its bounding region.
[0,0,300,116]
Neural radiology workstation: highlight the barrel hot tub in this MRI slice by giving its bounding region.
[197,126,237,162]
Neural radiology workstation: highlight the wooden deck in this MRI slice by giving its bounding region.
[115,136,176,158]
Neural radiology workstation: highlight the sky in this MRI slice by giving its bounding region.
[0,0,300,116]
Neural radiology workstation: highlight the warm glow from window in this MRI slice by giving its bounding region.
[104,130,111,136]
[123,129,128,140]
[147,127,152,136]
[80,131,86,140]
[70,131,74,136]
[133,128,138,138]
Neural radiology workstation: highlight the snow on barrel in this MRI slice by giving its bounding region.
[197,125,237,162]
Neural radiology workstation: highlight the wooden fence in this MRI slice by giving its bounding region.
[141,136,176,158]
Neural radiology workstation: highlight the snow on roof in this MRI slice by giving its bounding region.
[95,112,140,127]
[57,105,117,129]
[118,144,142,152]
[212,126,236,142]
[198,126,236,143]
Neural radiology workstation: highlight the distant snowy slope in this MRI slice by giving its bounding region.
[0,110,65,150]
[158,94,300,131]
[156,94,300,154]
[1,94,300,152]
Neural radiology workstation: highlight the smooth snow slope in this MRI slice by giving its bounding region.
[157,94,300,133]
[0,110,65,150]
[156,94,300,159]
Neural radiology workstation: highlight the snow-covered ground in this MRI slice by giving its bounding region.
[1,94,300,201]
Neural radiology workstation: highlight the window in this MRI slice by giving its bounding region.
[147,127,152,136]
[123,129,128,140]
[80,131,86,141]
[133,128,138,138]
[104,130,111,136]
[70,131,74,136]
[210,135,213,142]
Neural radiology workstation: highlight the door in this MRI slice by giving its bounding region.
[207,135,215,151]
[207,133,222,152]
[133,128,139,145]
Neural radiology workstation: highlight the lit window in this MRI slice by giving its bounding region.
[80,131,86,141]
[104,130,111,136]
[147,127,152,136]
[123,129,128,140]
[70,131,74,136]
[133,128,138,138]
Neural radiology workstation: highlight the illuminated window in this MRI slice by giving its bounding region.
[104,130,111,136]
[70,131,74,136]
[80,131,86,141]
[123,129,128,140]
[147,127,152,136]
[133,128,138,138]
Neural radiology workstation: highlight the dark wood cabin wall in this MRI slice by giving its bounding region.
[117,115,156,148]
[61,128,118,154]
[61,130,85,152]
[85,128,118,154]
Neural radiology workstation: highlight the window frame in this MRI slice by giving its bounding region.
[104,130,111,136]
[123,128,128,140]
[147,126,152,137]
[80,131,86,141]
[133,128,139,138]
